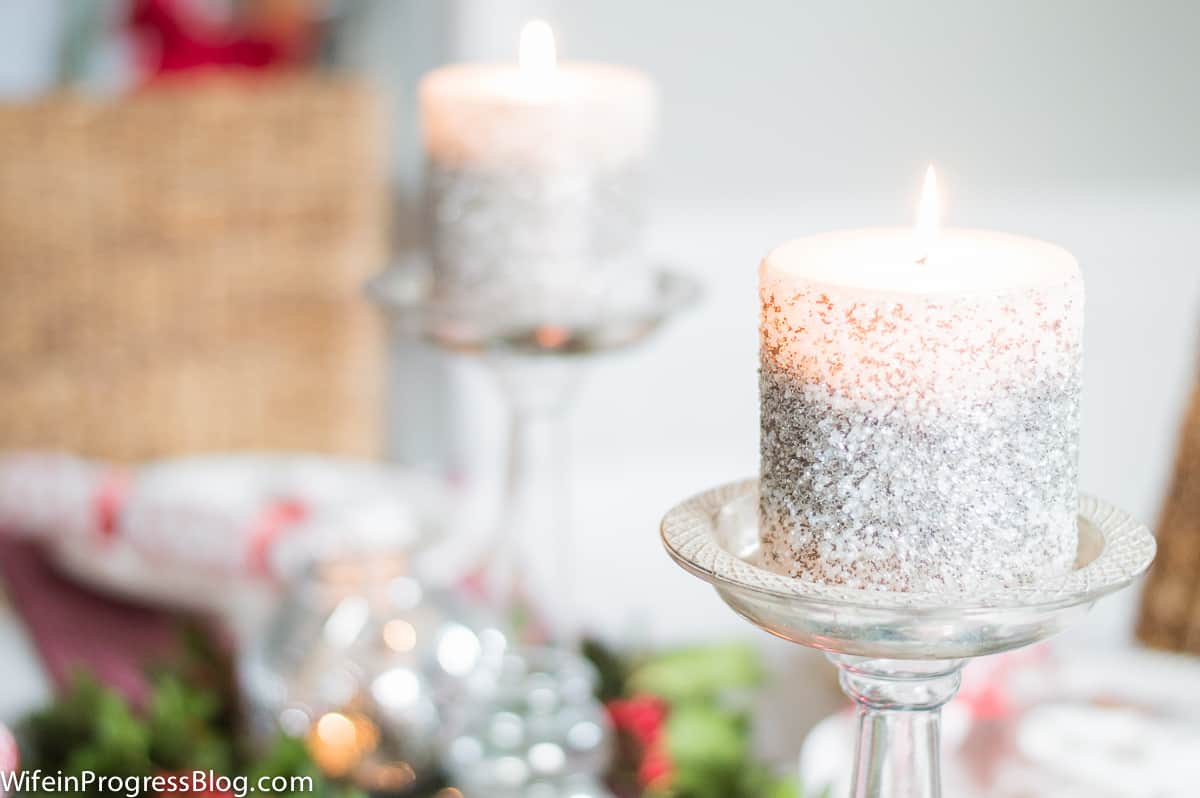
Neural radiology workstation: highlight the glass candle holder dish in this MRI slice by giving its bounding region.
[660,480,1155,798]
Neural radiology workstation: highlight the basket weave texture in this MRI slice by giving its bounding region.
[1139,379,1200,653]
[0,76,388,461]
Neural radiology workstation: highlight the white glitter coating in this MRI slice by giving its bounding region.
[759,255,1084,592]
[426,161,648,326]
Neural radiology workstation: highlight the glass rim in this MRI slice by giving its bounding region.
[661,479,1156,613]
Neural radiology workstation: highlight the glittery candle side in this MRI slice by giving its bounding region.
[758,267,1084,592]
[425,160,648,326]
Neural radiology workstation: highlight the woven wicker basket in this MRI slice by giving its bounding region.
[0,76,388,461]
[1138,379,1200,653]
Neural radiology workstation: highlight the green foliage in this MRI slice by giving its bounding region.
[17,629,362,798]
[145,672,232,773]
[20,631,807,798]
[21,672,156,788]
[581,637,632,702]
[585,640,802,798]
[656,702,799,798]
[629,644,763,704]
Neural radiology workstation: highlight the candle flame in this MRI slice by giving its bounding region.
[915,164,940,263]
[519,19,557,89]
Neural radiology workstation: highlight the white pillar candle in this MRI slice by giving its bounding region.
[418,21,658,325]
[759,170,1083,592]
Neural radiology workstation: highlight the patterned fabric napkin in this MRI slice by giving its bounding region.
[0,538,178,707]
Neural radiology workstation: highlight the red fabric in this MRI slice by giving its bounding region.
[608,695,674,789]
[128,0,312,76]
[246,498,308,575]
[0,539,178,707]
[956,644,1051,721]
[92,469,132,540]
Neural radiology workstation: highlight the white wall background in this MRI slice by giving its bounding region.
[444,0,1200,201]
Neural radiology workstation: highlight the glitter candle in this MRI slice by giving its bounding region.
[418,21,658,326]
[759,170,1083,592]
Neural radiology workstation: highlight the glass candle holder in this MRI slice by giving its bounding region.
[441,645,614,797]
[239,554,507,793]
[660,480,1155,798]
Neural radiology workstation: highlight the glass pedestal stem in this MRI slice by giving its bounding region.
[831,656,964,798]
[483,356,580,645]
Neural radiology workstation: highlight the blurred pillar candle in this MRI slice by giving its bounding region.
[418,20,658,326]
[758,168,1085,592]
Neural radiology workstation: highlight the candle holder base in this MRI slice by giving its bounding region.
[367,256,700,357]
[661,480,1154,797]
